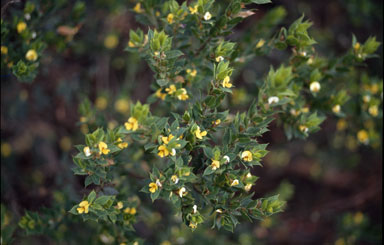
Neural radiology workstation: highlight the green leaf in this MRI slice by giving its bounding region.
[250,0,272,4]
[87,190,97,203]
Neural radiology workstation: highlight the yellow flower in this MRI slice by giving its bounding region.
[133,3,144,13]
[244,184,252,192]
[167,13,174,24]
[368,105,379,117]
[256,39,265,48]
[189,5,198,14]
[1,46,8,55]
[156,11,161,17]
[332,104,341,114]
[241,151,253,162]
[301,107,310,113]
[25,49,38,61]
[149,182,158,193]
[357,130,369,144]
[171,175,179,184]
[158,144,170,158]
[310,81,321,93]
[336,119,347,131]
[125,117,139,131]
[128,41,135,48]
[204,12,212,21]
[370,84,379,94]
[215,56,224,62]
[116,201,124,209]
[189,222,197,229]
[195,126,207,140]
[114,99,130,114]
[186,68,197,77]
[165,85,177,95]
[354,42,360,51]
[83,146,91,157]
[211,159,220,170]
[230,179,239,186]
[178,187,187,197]
[177,88,189,101]
[17,22,27,33]
[124,207,137,215]
[299,125,309,133]
[222,76,232,88]
[161,134,174,144]
[117,138,128,149]
[95,97,108,110]
[213,119,221,126]
[155,89,167,100]
[98,141,110,155]
[104,34,119,49]
[77,200,90,214]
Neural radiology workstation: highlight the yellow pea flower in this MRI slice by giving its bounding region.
[354,42,360,51]
[171,175,179,184]
[215,56,224,62]
[133,3,144,13]
[83,146,91,157]
[77,200,90,214]
[114,98,130,114]
[241,151,253,162]
[310,81,321,93]
[222,76,232,88]
[230,179,239,186]
[124,207,137,215]
[149,182,158,193]
[104,34,119,49]
[332,104,341,114]
[336,119,347,131]
[189,5,198,14]
[204,12,212,21]
[117,138,128,149]
[189,222,197,229]
[211,159,220,170]
[161,134,174,144]
[213,119,221,126]
[256,39,265,48]
[244,184,252,192]
[116,201,123,209]
[186,69,197,77]
[177,88,189,101]
[299,125,309,133]
[98,141,110,155]
[95,97,108,110]
[25,49,38,61]
[357,130,369,144]
[125,117,139,131]
[158,144,170,158]
[165,85,177,95]
[1,46,8,55]
[195,126,207,140]
[155,89,167,100]
[17,22,27,33]
[167,13,174,24]
[368,105,379,117]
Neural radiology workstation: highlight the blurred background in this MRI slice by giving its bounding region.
[1,0,382,244]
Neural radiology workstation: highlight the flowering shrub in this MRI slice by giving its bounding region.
[68,0,380,235]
